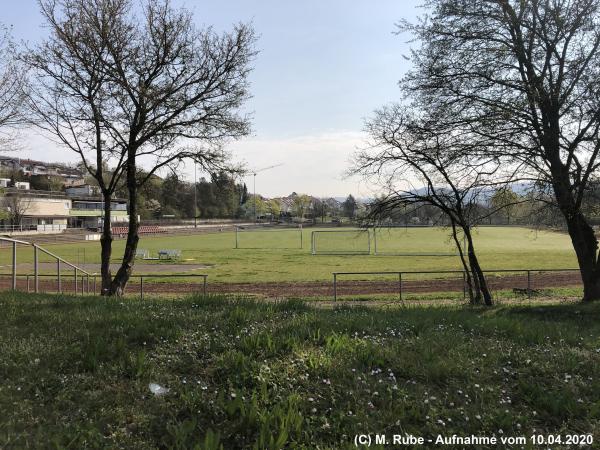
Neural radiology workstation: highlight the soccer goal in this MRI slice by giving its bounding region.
[235,225,303,249]
[372,226,463,256]
[311,229,371,255]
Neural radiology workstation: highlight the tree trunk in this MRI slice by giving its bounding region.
[100,191,113,295]
[464,228,493,306]
[565,212,600,301]
[550,158,600,301]
[110,155,139,296]
[451,222,476,304]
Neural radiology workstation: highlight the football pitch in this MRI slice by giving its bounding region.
[0,226,578,283]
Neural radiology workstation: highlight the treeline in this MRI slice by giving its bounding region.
[368,186,600,229]
[117,172,249,220]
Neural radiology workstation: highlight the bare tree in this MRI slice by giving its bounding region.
[28,0,256,295]
[354,106,522,305]
[4,193,32,227]
[0,24,26,148]
[402,0,600,301]
[26,0,129,293]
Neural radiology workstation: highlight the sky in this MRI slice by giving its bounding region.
[3,0,421,198]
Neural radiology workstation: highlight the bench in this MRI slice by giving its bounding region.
[158,249,181,260]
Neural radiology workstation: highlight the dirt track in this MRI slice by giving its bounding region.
[0,271,582,298]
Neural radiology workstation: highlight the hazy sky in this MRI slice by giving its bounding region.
[4,0,420,198]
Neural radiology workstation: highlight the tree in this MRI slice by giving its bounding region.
[342,195,357,220]
[4,192,31,227]
[267,198,281,220]
[0,24,26,149]
[402,0,600,301]
[29,0,256,296]
[490,187,520,225]
[242,194,267,219]
[26,0,129,294]
[29,175,64,192]
[292,194,311,220]
[310,198,328,223]
[353,107,518,305]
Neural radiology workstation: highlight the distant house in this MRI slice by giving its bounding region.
[65,184,99,197]
[0,156,85,186]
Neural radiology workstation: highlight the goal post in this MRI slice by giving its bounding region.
[235,225,303,249]
[372,226,465,256]
[311,229,371,255]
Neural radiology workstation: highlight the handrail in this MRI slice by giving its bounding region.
[0,236,31,245]
[33,244,94,276]
[0,235,96,292]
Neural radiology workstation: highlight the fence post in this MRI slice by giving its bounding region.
[140,276,144,300]
[57,260,61,293]
[74,268,78,294]
[34,245,39,294]
[203,276,207,295]
[399,272,402,301]
[11,241,16,290]
[26,275,30,293]
[93,276,97,295]
[235,227,238,249]
[527,270,531,300]
[333,273,337,301]
[373,228,378,255]
[300,226,303,249]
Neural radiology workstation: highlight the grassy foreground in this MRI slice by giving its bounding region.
[1,293,600,449]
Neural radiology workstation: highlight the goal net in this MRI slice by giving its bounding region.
[235,226,303,249]
[372,226,462,256]
[311,229,371,255]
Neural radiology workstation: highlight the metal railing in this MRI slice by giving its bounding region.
[0,236,208,298]
[0,273,208,299]
[332,268,582,301]
[0,236,95,293]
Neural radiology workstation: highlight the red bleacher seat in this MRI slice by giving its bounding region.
[111,226,164,236]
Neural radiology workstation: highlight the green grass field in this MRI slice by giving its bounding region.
[0,226,578,283]
[1,292,599,448]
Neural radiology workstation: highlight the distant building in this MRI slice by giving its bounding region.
[69,194,128,229]
[0,156,85,186]
[65,184,99,197]
[0,184,128,231]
